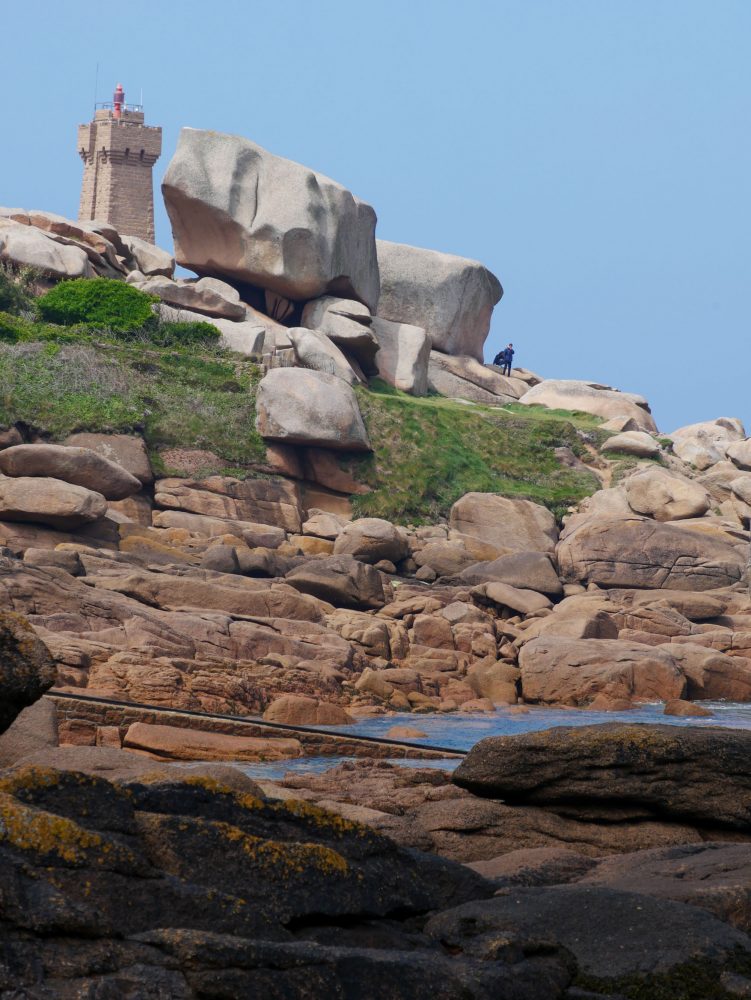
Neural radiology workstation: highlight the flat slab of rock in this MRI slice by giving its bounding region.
[557,514,745,590]
[425,885,751,987]
[453,722,751,831]
[122,721,302,761]
[520,379,658,432]
[427,351,524,404]
[0,476,107,529]
[0,443,142,500]
[450,493,558,554]
[154,475,302,532]
[163,128,379,311]
[136,274,246,319]
[376,240,502,361]
[256,368,371,452]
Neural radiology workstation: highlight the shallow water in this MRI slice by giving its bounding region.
[228,700,751,781]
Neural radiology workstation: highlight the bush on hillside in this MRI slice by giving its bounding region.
[37,277,156,332]
[0,311,90,345]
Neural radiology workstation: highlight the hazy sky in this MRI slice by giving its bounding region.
[2,0,749,432]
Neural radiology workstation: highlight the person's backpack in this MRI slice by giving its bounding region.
[493,350,506,366]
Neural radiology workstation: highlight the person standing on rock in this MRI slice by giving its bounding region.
[501,343,514,376]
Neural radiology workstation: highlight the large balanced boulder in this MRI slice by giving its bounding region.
[0,477,107,529]
[557,515,745,590]
[376,240,502,361]
[162,128,380,310]
[520,379,657,432]
[518,636,686,706]
[255,368,371,451]
[0,443,142,500]
[453,723,751,832]
[0,612,56,734]
[450,493,558,554]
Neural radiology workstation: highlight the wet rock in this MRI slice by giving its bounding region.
[263,695,354,726]
[122,721,302,761]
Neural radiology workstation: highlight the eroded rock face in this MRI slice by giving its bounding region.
[163,128,380,311]
[0,444,142,501]
[376,240,502,361]
[623,465,711,521]
[453,723,751,832]
[333,517,409,564]
[255,368,371,452]
[557,515,745,590]
[286,554,385,610]
[0,612,56,734]
[63,433,154,487]
[520,379,657,432]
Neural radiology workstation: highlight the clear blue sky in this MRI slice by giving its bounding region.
[2,0,749,432]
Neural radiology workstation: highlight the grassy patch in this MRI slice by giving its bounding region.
[349,381,602,524]
[0,339,267,469]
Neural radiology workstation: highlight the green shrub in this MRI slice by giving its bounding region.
[0,269,33,315]
[37,277,156,332]
[150,321,221,348]
[0,311,92,345]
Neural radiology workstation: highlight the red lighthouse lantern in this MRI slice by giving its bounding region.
[113,83,125,119]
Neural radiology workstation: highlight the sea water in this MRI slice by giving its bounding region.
[225,700,751,781]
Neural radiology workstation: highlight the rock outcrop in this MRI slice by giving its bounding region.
[453,723,751,832]
[376,240,502,361]
[520,379,658,432]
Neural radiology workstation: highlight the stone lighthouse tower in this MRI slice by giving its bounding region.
[77,84,162,243]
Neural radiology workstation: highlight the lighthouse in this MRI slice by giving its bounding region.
[77,83,162,243]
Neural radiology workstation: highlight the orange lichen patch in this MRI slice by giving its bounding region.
[274,798,368,838]
[0,793,105,865]
[0,766,67,796]
[198,818,350,877]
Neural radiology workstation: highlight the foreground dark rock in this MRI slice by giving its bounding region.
[425,886,751,995]
[2,765,581,998]
[0,612,56,734]
[453,723,751,832]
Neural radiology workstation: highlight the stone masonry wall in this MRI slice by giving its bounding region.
[78,118,162,242]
